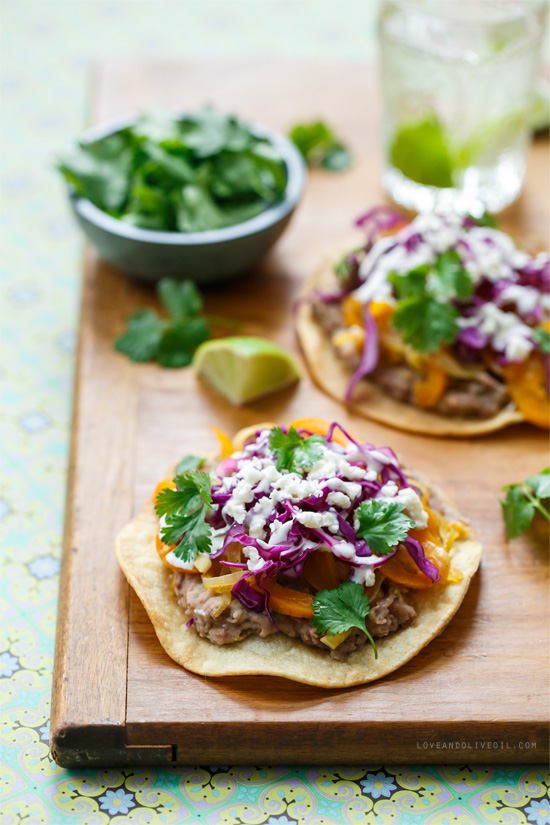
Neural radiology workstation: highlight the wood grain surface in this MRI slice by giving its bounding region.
[50,60,549,767]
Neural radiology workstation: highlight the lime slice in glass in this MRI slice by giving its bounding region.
[192,336,300,405]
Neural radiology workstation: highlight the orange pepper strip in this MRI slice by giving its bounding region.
[302,550,341,592]
[257,577,314,619]
[288,418,356,447]
[342,294,363,328]
[378,221,409,238]
[503,352,550,429]
[154,478,176,504]
[381,545,433,590]
[211,426,235,460]
[370,301,394,332]
[413,363,449,409]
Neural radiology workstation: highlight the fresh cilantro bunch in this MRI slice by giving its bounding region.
[389,250,474,353]
[269,426,326,474]
[154,470,213,562]
[289,120,352,171]
[312,581,378,658]
[501,469,550,538]
[115,278,237,367]
[355,499,415,555]
[58,107,287,232]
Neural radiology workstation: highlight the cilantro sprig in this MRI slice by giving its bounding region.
[289,120,352,171]
[155,470,213,562]
[312,581,378,658]
[115,277,238,367]
[268,426,325,474]
[389,250,474,353]
[355,499,415,555]
[501,469,550,538]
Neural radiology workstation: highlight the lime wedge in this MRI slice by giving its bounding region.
[192,336,300,405]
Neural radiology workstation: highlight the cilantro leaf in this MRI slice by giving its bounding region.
[175,455,206,474]
[389,265,429,300]
[157,318,210,368]
[501,468,550,538]
[389,252,473,353]
[356,499,415,555]
[392,295,459,353]
[155,470,213,561]
[526,469,550,500]
[312,581,378,658]
[158,278,203,319]
[114,309,165,362]
[432,250,474,301]
[533,327,550,355]
[269,427,325,474]
[115,279,234,369]
[501,486,535,538]
[289,120,352,172]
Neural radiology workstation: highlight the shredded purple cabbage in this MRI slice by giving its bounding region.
[344,303,379,402]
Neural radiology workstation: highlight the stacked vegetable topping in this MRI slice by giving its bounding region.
[154,421,464,659]
[314,207,549,426]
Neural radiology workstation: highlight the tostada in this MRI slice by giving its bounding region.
[296,207,549,436]
[116,420,482,687]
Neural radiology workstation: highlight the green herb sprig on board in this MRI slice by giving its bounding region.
[289,120,352,171]
[501,469,550,538]
[115,278,239,367]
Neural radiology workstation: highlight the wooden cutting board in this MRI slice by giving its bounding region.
[50,60,549,768]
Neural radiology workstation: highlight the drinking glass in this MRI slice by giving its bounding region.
[378,0,548,214]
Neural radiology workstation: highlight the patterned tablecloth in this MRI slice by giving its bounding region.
[1,2,548,823]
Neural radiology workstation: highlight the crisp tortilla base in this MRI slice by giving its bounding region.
[116,469,482,688]
[295,243,524,437]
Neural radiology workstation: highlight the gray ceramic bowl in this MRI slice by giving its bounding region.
[66,112,306,284]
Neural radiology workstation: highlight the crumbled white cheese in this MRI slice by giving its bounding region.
[307,450,365,482]
[377,483,428,528]
[242,544,266,572]
[463,303,534,361]
[326,477,362,501]
[351,565,376,587]
[380,480,398,498]
[326,491,352,509]
[268,519,293,546]
[396,487,428,528]
[332,540,356,559]
[498,284,542,316]
[296,511,340,532]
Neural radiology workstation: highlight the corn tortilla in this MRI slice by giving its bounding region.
[116,428,482,688]
[295,243,524,437]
